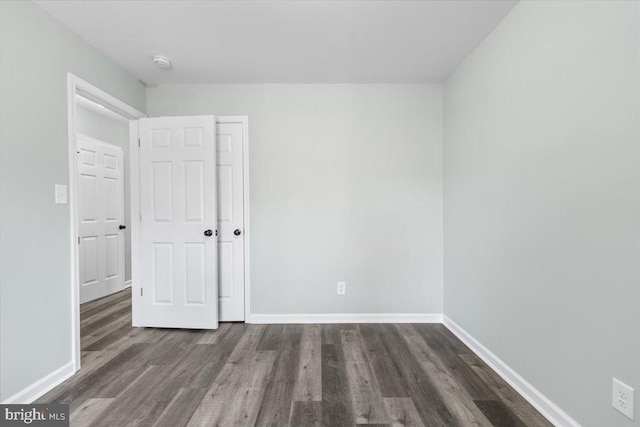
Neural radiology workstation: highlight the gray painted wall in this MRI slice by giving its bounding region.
[0,1,145,401]
[76,106,132,282]
[443,1,640,426]
[147,84,444,316]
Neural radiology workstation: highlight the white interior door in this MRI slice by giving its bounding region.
[138,116,218,329]
[217,121,245,321]
[77,135,125,304]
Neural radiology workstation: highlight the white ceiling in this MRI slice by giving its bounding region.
[35,0,517,85]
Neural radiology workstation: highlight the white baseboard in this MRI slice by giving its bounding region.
[1,361,75,404]
[249,313,443,324]
[123,280,132,289]
[442,316,580,427]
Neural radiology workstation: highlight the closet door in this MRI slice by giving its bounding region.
[216,120,246,321]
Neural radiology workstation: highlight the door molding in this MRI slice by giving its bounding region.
[67,73,145,373]
[130,116,251,325]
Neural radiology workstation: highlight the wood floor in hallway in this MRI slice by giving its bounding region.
[38,288,552,426]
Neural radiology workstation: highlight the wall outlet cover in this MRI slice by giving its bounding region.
[337,281,346,295]
[612,378,634,420]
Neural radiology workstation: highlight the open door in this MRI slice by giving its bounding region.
[137,115,218,329]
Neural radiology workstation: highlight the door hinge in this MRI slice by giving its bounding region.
[78,236,80,245]
[140,288,143,297]
[139,212,142,222]
[138,138,141,147]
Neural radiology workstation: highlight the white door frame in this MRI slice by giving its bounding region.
[67,73,146,372]
[130,116,251,326]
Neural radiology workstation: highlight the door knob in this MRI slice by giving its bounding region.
[234,229,242,236]
[204,229,213,237]
[119,225,126,230]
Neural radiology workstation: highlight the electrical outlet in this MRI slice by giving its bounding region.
[612,378,634,420]
[337,282,346,295]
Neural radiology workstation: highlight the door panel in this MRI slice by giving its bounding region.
[218,241,234,300]
[80,174,98,221]
[185,243,206,304]
[139,116,218,329]
[152,162,173,221]
[104,178,119,220]
[77,135,125,303]
[152,243,174,304]
[184,161,205,222]
[80,236,99,286]
[216,122,245,321]
[105,234,119,278]
[217,166,233,221]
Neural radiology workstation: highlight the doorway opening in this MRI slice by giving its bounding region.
[67,74,146,372]
[68,75,251,374]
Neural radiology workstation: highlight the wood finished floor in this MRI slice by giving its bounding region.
[39,288,552,427]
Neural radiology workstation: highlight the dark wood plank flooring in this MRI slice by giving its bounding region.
[38,288,552,427]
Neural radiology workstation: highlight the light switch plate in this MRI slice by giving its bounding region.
[55,184,68,204]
